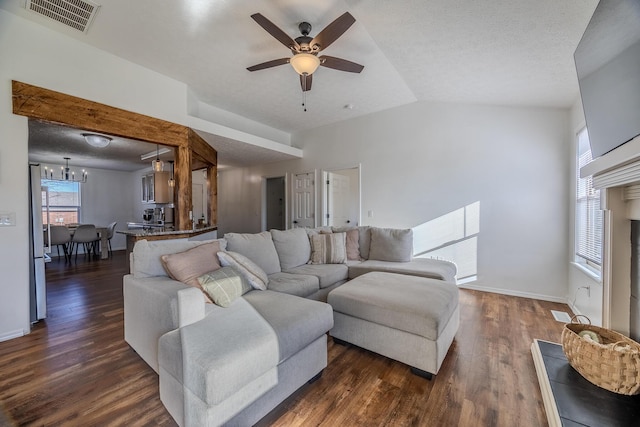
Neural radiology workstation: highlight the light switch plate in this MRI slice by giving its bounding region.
[0,212,16,226]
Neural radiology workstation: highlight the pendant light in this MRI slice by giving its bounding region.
[152,144,164,172]
[168,160,175,188]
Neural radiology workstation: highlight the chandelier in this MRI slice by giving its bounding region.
[42,157,87,183]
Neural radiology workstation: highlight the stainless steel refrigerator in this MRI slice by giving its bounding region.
[29,164,47,322]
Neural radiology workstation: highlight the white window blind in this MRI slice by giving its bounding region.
[576,128,603,266]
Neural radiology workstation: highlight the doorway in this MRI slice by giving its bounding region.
[323,167,361,227]
[264,176,286,231]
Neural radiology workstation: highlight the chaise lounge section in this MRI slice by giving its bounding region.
[123,225,458,426]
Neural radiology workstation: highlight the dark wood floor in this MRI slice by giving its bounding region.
[0,252,570,426]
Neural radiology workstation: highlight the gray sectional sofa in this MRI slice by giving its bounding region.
[123,226,457,426]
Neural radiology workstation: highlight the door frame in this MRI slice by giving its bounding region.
[322,165,362,227]
[261,175,288,231]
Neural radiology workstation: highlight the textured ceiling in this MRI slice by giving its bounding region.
[6,0,598,169]
[27,120,298,171]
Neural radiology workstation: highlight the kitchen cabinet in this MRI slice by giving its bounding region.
[142,171,171,203]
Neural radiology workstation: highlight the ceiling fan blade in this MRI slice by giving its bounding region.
[251,13,300,51]
[319,55,364,73]
[300,74,312,92]
[310,12,356,51]
[247,58,290,72]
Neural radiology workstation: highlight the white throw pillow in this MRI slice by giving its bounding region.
[217,251,268,290]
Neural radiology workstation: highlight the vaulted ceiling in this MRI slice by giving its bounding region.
[4,0,598,168]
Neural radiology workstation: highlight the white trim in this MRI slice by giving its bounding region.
[567,300,583,318]
[570,262,602,283]
[458,282,567,304]
[0,329,26,342]
[580,134,640,179]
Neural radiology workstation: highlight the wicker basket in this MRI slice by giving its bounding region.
[561,315,640,395]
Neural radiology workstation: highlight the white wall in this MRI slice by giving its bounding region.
[38,161,136,254]
[568,99,603,324]
[218,101,572,301]
[0,9,206,340]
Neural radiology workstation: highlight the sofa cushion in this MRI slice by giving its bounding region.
[328,272,459,341]
[309,232,347,264]
[132,238,227,278]
[160,242,223,303]
[270,228,311,270]
[218,251,268,290]
[243,290,334,363]
[368,227,413,262]
[159,297,279,406]
[224,232,281,274]
[285,264,349,289]
[348,258,457,283]
[198,267,253,308]
[266,272,319,297]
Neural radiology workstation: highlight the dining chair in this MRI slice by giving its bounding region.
[45,225,72,262]
[106,222,117,256]
[71,224,100,260]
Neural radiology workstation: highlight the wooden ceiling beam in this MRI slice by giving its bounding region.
[12,80,218,231]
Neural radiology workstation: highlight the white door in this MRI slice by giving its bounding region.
[292,172,315,228]
[326,172,351,227]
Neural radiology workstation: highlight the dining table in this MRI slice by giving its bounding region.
[65,224,110,260]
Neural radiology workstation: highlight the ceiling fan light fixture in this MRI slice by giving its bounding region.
[83,133,111,148]
[290,53,320,75]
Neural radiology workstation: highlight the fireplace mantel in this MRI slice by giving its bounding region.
[581,135,640,187]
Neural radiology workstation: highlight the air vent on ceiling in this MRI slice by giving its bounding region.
[24,0,100,33]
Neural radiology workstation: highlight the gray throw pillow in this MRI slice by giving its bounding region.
[198,267,252,308]
[271,228,311,269]
[224,231,281,274]
[368,227,413,262]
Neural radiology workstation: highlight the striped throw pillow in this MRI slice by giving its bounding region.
[198,267,252,307]
[309,232,347,264]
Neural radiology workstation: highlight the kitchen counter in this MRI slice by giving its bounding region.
[126,222,168,230]
[118,225,217,238]
[118,225,218,268]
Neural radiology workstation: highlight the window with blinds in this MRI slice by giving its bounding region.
[576,128,603,268]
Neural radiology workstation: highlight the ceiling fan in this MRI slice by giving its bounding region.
[247,12,364,93]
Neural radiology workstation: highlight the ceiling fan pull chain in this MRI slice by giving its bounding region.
[302,78,308,112]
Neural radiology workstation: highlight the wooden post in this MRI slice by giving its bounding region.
[174,145,192,230]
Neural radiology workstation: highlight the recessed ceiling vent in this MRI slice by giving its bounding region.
[24,0,100,33]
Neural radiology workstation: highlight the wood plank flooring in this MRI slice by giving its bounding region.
[0,252,570,426]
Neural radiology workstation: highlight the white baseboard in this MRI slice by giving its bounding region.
[0,329,26,343]
[458,282,567,304]
[567,302,582,317]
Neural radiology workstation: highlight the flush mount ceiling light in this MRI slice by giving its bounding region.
[289,53,320,75]
[83,133,111,148]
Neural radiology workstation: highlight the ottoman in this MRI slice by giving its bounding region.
[327,271,459,378]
